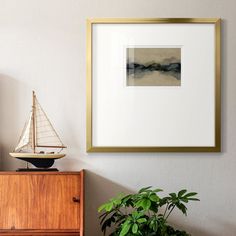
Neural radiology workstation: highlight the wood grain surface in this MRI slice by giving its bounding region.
[0,171,84,236]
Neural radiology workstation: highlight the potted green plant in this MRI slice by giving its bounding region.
[98,186,199,236]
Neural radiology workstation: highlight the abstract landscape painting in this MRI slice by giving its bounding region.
[126,47,181,86]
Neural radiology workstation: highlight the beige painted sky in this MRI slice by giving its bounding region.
[127,48,181,64]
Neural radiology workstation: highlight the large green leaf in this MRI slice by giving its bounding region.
[105,202,114,211]
[120,221,131,236]
[176,203,187,215]
[142,198,152,210]
[138,186,152,193]
[137,218,147,224]
[98,203,108,212]
[187,197,200,201]
[149,202,159,213]
[178,189,187,197]
[149,193,159,202]
[132,223,138,234]
[153,188,163,193]
[132,211,144,219]
[183,192,198,198]
[169,193,177,199]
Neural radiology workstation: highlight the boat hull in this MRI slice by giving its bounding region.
[9,153,65,168]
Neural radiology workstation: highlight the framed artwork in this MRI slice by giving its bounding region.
[86,18,221,152]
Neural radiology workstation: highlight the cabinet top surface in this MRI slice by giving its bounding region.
[0,170,84,175]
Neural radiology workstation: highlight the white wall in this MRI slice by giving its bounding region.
[0,0,235,235]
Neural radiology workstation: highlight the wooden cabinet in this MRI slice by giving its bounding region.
[0,171,84,236]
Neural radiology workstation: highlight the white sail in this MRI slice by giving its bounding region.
[15,112,33,152]
[34,97,65,148]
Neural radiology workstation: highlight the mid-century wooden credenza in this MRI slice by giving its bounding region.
[0,171,84,236]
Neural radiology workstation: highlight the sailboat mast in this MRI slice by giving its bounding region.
[32,91,36,153]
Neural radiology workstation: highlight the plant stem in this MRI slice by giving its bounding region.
[163,203,169,219]
[165,205,175,221]
[117,208,124,216]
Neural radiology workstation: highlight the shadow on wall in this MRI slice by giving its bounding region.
[200,219,236,236]
[170,220,216,236]
[185,220,236,236]
[0,74,30,170]
[186,227,215,236]
[85,171,134,236]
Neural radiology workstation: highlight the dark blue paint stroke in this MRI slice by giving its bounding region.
[127,62,181,80]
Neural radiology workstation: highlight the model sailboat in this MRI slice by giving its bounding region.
[9,91,66,169]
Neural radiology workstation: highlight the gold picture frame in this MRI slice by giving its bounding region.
[86,18,221,152]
